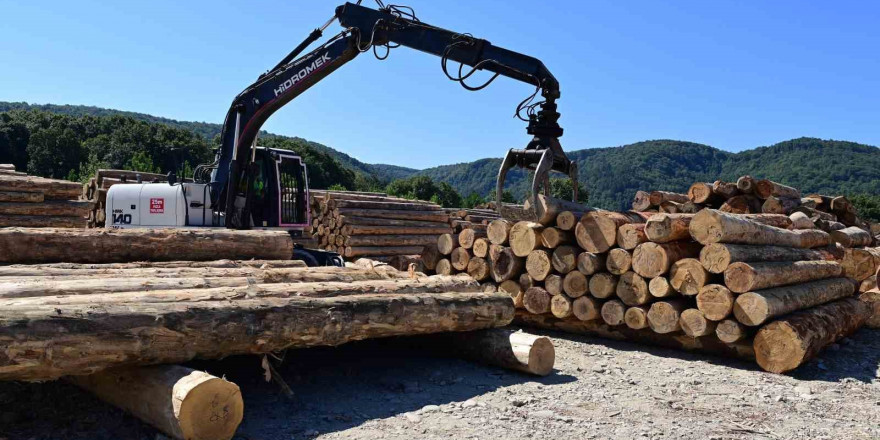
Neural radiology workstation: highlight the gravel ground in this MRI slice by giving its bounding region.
[1,327,878,440]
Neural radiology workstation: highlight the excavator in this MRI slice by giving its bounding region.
[106,1,578,263]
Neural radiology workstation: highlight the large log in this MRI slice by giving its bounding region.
[687,182,721,205]
[551,245,579,274]
[330,199,442,211]
[572,296,602,321]
[648,276,675,298]
[616,271,650,306]
[337,215,448,228]
[0,228,294,264]
[0,190,43,203]
[333,208,449,222]
[344,235,437,247]
[437,233,459,255]
[487,219,512,245]
[0,214,89,228]
[649,191,689,206]
[696,284,734,321]
[735,175,756,194]
[0,291,514,381]
[712,181,739,199]
[450,247,471,271]
[631,241,702,278]
[0,199,93,217]
[509,221,545,257]
[540,227,574,248]
[344,246,425,258]
[698,243,839,274]
[0,175,82,200]
[616,223,647,250]
[644,213,692,243]
[719,195,762,214]
[563,271,588,298]
[754,179,801,200]
[491,247,524,282]
[576,252,606,275]
[530,194,588,226]
[555,211,580,231]
[69,365,244,440]
[600,299,626,326]
[467,257,491,281]
[679,309,717,337]
[753,298,870,373]
[689,209,830,247]
[515,311,755,360]
[841,247,880,281]
[523,287,552,314]
[830,226,872,248]
[472,238,490,258]
[669,258,712,296]
[733,278,856,326]
[859,289,880,328]
[624,306,650,330]
[525,249,553,281]
[459,228,488,249]
[576,211,652,253]
[606,248,632,275]
[761,197,800,215]
[589,273,618,299]
[723,261,842,293]
[550,294,573,318]
[632,191,652,211]
[716,319,748,343]
[422,329,555,376]
[647,299,689,334]
[341,225,452,236]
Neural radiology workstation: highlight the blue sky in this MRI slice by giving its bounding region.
[1,0,878,169]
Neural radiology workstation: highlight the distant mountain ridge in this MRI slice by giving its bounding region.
[2,101,877,210]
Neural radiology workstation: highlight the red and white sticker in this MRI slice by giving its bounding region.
[149,198,165,214]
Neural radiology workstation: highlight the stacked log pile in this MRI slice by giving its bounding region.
[308,191,451,261]
[632,177,872,234]
[500,196,872,373]
[0,164,90,228]
[82,169,169,227]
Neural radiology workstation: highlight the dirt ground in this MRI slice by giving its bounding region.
[1,326,878,440]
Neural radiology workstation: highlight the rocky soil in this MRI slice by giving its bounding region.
[1,327,878,440]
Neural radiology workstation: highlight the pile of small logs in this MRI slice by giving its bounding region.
[308,190,451,260]
[475,194,873,373]
[632,177,872,234]
[82,169,169,227]
[0,164,91,228]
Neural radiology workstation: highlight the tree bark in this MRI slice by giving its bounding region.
[0,228,294,264]
[509,221,545,257]
[689,209,829,247]
[647,299,690,334]
[733,277,856,326]
[644,213,693,243]
[0,190,43,203]
[551,245,579,274]
[437,233,459,255]
[606,248,632,275]
[632,241,702,278]
[69,365,244,440]
[541,227,574,248]
[601,299,627,326]
[576,211,652,253]
[523,287,552,314]
[699,243,839,274]
[724,260,842,293]
[589,273,619,299]
[0,175,82,200]
[616,223,648,250]
[669,258,712,296]
[333,208,449,222]
[526,249,553,281]
[616,271,650,306]
[648,276,675,298]
[572,296,602,321]
[736,175,756,194]
[624,306,650,330]
[649,191,689,206]
[577,252,606,275]
[696,284,734,321]
[0,291,513,381]
[563,271,588,298]
[344,246,426,258]
[487,219,512,245]
[755,179,801,200]
[753,298,869,373]
[716,319,748,343]
[679,309,717,337]
[830,226,872,248]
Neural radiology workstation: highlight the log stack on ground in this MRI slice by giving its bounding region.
[0,165,91,228]
[82,168,172,228]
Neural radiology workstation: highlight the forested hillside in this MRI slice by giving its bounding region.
[2,102,877,213]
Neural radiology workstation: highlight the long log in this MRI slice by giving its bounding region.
[0,190,43,203]
[344,235,438,247]
[530,194,589,226]
[647,299,689,334]
[330,199,442,211]
[606,248,632,275]
[0,228,294,264]
[576,252,606,275]
[762,197,799,215]
[754,180,801,200]
[719,195,762,214]
[589,273,618,299]
[830,226,872,248]
[716,319,748,343]
[733,277,856,326]
[753,298,869,373]
[789,211,814,229]
[563,271,588,298]
[841,247,880,281]
[509,221,545,257]
[467,257,491,281]
[437,233,459,255]
[0,199,93,217]
[0,175,82,200]
[551,245,578,274]
[344,246,425,258]
[69,365,244,440]
[859,290,880,328]
[487,219,512,245]
[459,228,488,249]
[550,294,573,318]
[541,227,574,248]
[616,223,647,250]
[644,213,692,243]
[523,287,552,314]
[491,247,524,282]
[333,208,449,222]
[0,214,89,228]
[689,209,830,247]
[555,211,581,231]
[525,249,553,281]
[341,225,452,236]
[736,176,755,194]
[421,329,555,376]
[450,247,471,271]
[659,201,682,214]
[0,291,513,381]
[669,258,712,295]
[631,191,652,211]
[632,241,702,278]
[576,210,652,253]
[679,309,717,337]
[572,296,602,321]
[0,259,308,274]
[515,311,755,360]
[723,260,842,293]
[696,284,734,321]
[600,299,626,326]
[616,271,650,306]
[649,191,689,206]
[648,276,675,298]
[336,215,448,228]
[687,182,720,205]
[698,243,839,274]
[624,306,650,330]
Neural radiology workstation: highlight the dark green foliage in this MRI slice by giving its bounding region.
[849,194,880,223]
[462,192,485,209]
[385,175,462,208]
[549,178,589,203]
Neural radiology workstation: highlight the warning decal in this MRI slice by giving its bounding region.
[150,198,165,214]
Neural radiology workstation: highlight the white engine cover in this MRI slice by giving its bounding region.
[106,182,213,228]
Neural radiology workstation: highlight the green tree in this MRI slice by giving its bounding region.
[462,192,485,209]
[386,175,462,208]
[125,151,160,173]
[549,177,589,203]
[327,183,348,191]
[849,194,880,223]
